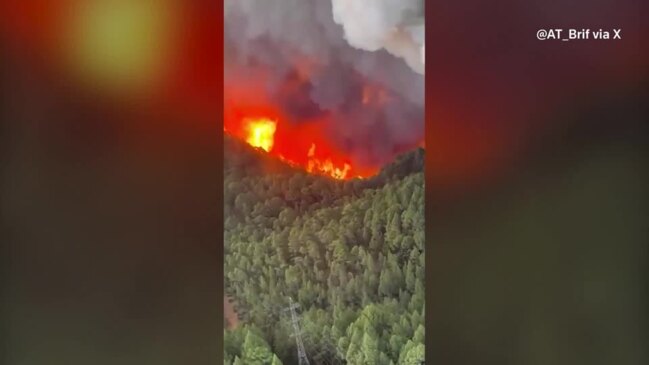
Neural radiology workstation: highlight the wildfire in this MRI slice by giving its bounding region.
[244,117,276,152]
[307,143,351,180]
[234,115,360,180]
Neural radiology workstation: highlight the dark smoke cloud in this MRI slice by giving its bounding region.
[224,0,424,167]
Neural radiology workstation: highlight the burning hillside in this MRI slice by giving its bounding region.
[225,115,360,180]
[224,0,425,180]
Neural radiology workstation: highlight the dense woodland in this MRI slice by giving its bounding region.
[223,137,425,364]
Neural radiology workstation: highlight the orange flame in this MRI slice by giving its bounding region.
[244,117,276,152]
[306,143,352,180]
[234,115,359,180]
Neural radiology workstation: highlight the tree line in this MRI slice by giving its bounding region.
[224,137,425,364]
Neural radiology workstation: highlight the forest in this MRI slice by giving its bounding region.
[224,136,425,364]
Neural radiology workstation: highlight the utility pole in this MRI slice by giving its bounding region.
[285,297,310,365]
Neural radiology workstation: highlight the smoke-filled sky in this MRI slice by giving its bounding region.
[224,0,425,169]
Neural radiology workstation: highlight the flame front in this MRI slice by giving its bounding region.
[231,116,362,180]
[307,143,351,180]
[245,117,276,152]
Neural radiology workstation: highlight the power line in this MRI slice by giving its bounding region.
[284,297,310,365]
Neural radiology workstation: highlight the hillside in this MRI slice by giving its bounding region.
[224,137,425,364]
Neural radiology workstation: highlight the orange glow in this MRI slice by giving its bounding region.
[306,143,352,179]
[226,113,370,180]
[224,60,375,180]
[362,84,389,106]
[245,117,276,152]
[224,55,385,180]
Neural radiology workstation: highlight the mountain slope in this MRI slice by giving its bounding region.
[223,138,425,364]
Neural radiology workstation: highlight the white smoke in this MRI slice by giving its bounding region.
[331,0,425,74]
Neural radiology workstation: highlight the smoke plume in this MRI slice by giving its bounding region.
[224,0,425,170]
[331,0,425,74]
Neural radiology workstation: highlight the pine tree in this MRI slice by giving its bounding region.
[399,342,424,365]
[223,141,425,364]
[241,330,274,365]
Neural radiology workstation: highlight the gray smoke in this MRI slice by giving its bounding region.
[331,0,425,74]
[224,0,425,168]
